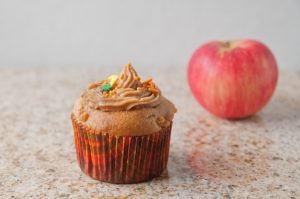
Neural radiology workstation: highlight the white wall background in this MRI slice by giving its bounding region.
[0,0,299,69]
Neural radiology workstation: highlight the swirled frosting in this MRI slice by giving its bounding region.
[81,64,162,112]
[73,63,177,135]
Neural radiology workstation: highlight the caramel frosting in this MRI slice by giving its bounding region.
[83,64,161,112]
[72,64,177,136]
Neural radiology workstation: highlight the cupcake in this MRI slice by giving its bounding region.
[71,63,176,184]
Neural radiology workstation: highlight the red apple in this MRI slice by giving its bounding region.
[188,39,278,119]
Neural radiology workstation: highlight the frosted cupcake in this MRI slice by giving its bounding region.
[71,64,176,183]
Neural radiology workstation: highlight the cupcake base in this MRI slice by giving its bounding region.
[71,114,172,184]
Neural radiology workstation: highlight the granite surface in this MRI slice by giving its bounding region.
[0,67,299,199]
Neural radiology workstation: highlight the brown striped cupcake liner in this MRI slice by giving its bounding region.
[71,114,172,184]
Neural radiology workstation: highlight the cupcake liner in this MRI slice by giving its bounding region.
[71,114,172,184]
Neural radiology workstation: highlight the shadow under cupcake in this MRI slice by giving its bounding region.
[71,64,176,184]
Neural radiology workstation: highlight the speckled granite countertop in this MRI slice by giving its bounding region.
[0,67,299,198]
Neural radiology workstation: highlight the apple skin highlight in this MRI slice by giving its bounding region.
[188,39,278,119]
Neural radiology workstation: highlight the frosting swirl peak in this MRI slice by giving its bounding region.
[116,64,141,89]
[82,64,162,111]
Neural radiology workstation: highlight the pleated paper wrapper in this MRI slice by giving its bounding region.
[71,114,172,184]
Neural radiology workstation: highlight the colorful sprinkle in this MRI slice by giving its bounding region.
[108,75,118,87]
[100,83,112,91]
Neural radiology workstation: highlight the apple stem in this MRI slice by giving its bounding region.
[223,41,232,48]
